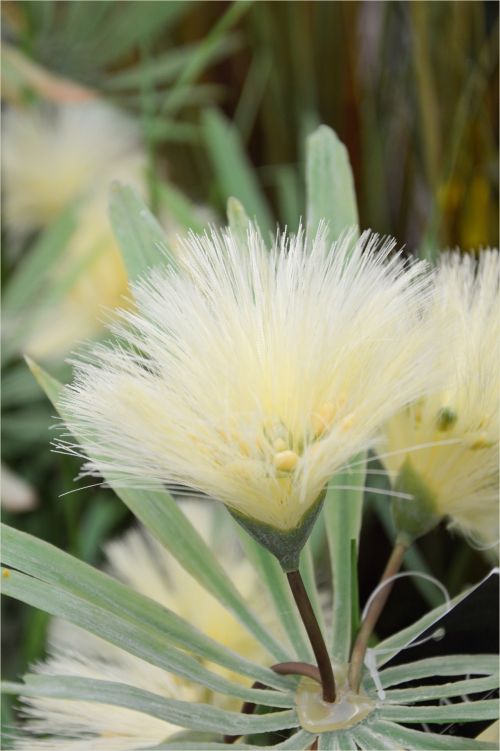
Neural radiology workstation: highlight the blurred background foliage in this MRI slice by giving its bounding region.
[1,0,498,733]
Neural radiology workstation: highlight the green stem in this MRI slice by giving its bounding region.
[348,539,408,692]
[287,569,336,702]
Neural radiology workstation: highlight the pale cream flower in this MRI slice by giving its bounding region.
[14,502,276,749]
[2,101,147,360]
[59,227,438,532]
[2,102,143,234]
[381,250,499,549]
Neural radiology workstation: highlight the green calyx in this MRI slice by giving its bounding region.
[391,458,440,545]
[228,492,325,572]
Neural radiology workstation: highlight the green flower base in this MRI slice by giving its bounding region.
[229,492,325,572]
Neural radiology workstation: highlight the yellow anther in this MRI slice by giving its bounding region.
[273,450,299,472]
[466,432,493,450]
[2,568,10,578]
[273,437,288,452]
[311,401,337,437]
[340,413,355,431]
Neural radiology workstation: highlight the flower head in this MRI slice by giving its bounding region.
[2,101,146,360]
[2,101,143,234]
[59,226,437,537]
[381,250,499,549]
[14,502,277,749]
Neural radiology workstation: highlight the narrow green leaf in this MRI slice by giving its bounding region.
[2,677,299,735]
[155,745,256,751]
[104,37,237,91]
[363,720,498,751]
[163,1,251,114]
[1,568,291,706]
[306,125,359,241]
[384,674,499,703]
[1,523,291,694]
[26,359,291,662]
[326,454,366,661]
[352,724,395,750]
[203,108,273,237]
[318,732,344,750]
[3,206,77,313]
[158,182,208,235]
[108,182,175,284]
[381,700,499,723]
[375,654,498,689]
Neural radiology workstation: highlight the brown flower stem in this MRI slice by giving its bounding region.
[348,539,408,692]
[287,569,336,703]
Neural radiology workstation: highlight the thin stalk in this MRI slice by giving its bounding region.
[348,539,408,691]
[287,569,336,702]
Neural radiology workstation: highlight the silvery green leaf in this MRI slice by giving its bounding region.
[2,676,299,735]
[380,700,499,723]
[374,654,498,689]
[2,567,291,705]
[109,182,175,283]
[366,720,498,751]
[384,674,498,703]
[306,125,359,241]
[2,523,292,694]
[325,454,366,661]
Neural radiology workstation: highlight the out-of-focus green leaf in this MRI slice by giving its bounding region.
[2,207,77,314]
[162,1,251,114]
[158,182,209,235]
[306,125,359,240]
[203,108,274,237]
[109,182,174,284]
[77,499,129,563]
[105,38,238,91]
[274,164,303,232]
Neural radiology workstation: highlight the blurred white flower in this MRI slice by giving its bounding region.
[381,250,499,549]
[2,102,144,234]
[59,226,438,533]
[14,502,277,749]
[0,463,37,512]
[2,101,147,360]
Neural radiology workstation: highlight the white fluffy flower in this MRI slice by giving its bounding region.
[2,102,144,234]
[59,227,438,532]
[2,101,147,359]
[381,250,499,549]
[14,502,276,749]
